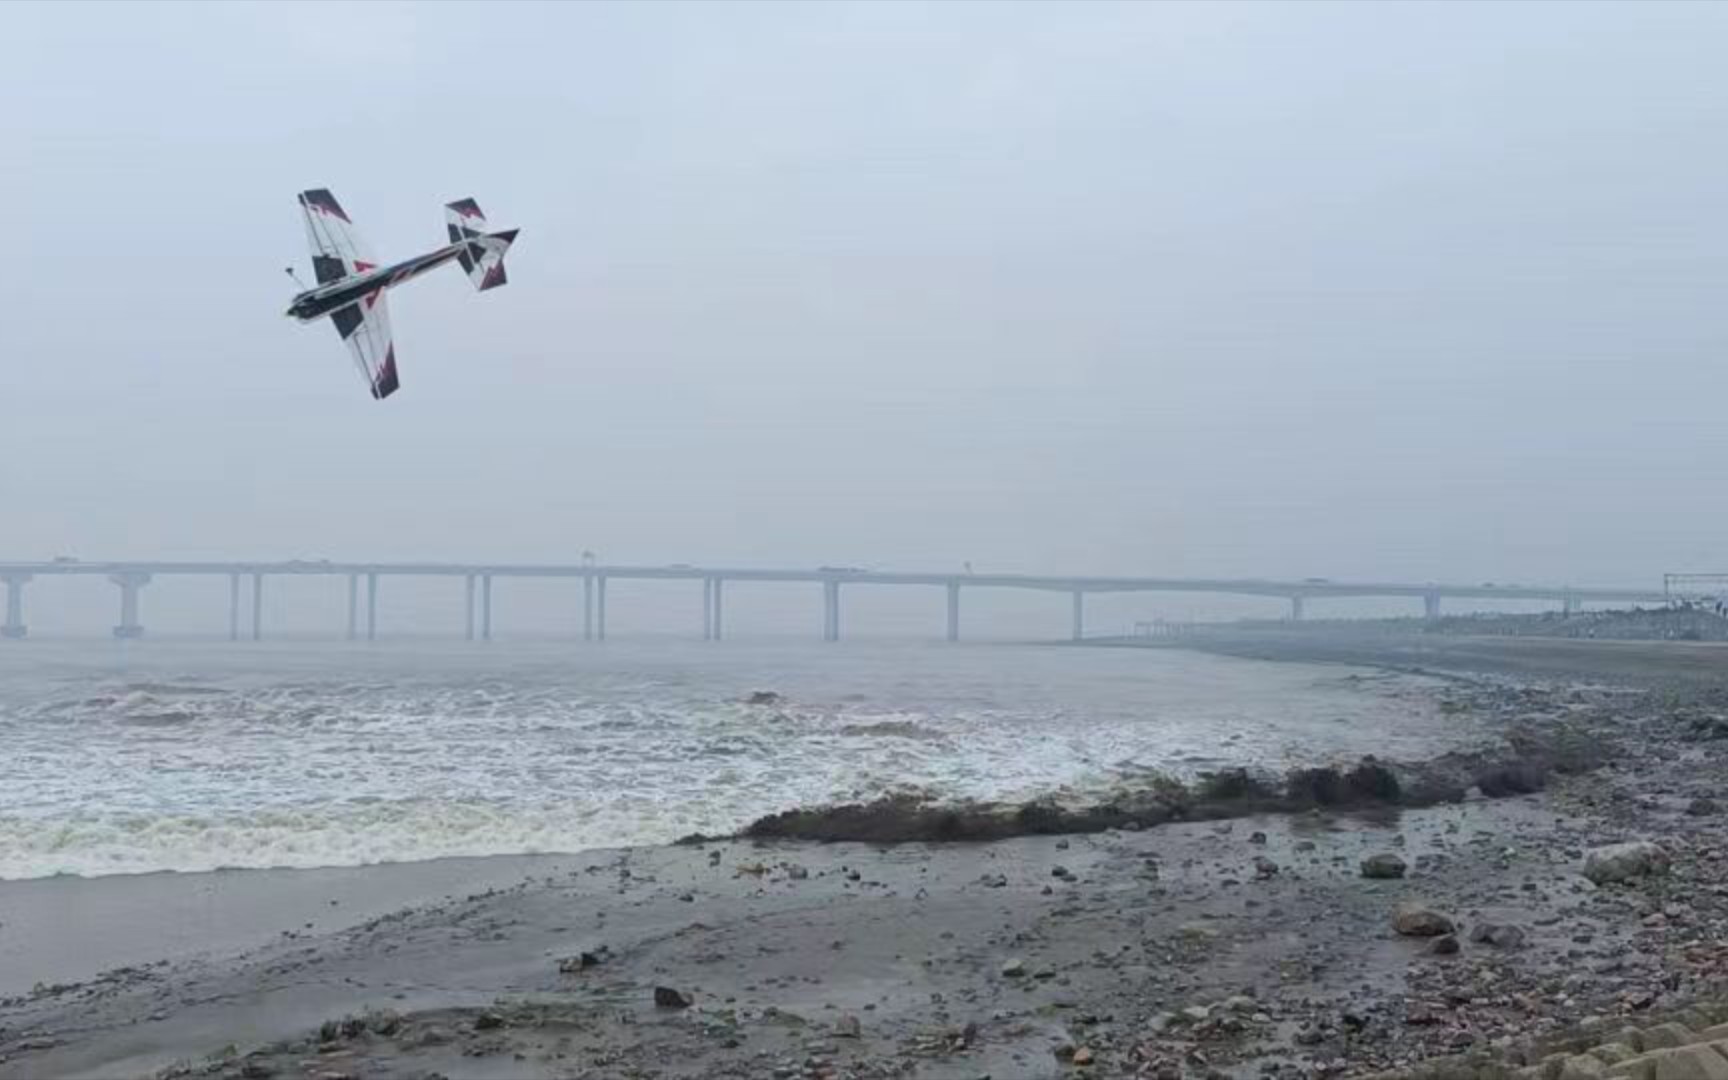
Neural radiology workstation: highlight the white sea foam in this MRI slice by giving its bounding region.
[0,640,1486,880]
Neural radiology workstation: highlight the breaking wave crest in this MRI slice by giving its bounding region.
[0,641,1480,880]
[0,798,697,880]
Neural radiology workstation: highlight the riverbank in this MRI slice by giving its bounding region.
[3,638,1726,1079]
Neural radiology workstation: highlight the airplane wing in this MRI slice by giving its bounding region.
[330,290,400,400]
[298,189,376,284]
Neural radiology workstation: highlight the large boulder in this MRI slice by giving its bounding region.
[1645,1045,1728,1080]
[1556,1054,1608,1079]
[1638,1023,1696,1051]
[1583,841,1669,885]
[1346,759,1401,802]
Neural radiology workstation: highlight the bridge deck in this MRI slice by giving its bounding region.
[0,561,1667,641]
[0,561,1666,604]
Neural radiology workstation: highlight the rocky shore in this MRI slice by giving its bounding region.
[3,641,1728,1079]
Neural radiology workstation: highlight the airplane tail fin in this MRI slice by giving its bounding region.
[445,198,518,292]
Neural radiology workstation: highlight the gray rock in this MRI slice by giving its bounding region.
[1001,958,1026,978]
[1393,904,1455,937]
[1428,933,1460,956]
[654,986,692,1008]
[1468,922,1527,948]
[1476,763,1547,798]
[1583,841,1669,885]
[1687,797,1720,817]
[1361,854,1408,880]
[1558,1054,1609,1080]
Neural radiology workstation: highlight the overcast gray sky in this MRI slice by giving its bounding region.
[5,0,1726,615]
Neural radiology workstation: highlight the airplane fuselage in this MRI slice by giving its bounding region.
[285,242,468,322]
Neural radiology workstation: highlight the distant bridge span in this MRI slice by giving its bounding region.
[0,560,1668,641]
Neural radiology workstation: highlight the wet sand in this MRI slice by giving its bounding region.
[0,854,624,998]
[3,634,1727,1080]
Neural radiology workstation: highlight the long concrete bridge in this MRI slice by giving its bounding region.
[0,560,1668,641]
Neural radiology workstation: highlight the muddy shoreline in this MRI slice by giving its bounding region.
[3,634,1727,1080]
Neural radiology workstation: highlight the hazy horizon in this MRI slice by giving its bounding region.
[6,0,1726,617]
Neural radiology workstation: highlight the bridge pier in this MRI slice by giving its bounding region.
[227,573,240,641]
[596,575,608,641]
[712,578,724,641]
[583,575,595,641]
[346,574,359,641]
[1424,593,1441,621]
[946,582,960,642]
[823,581,841,642]
[2,574,29,638]
[110,573,150,639]
[481,574,493,641]
[701,577,727,640]
[1289,595,1305,622]
[366,573,378,641]
[251,573,264,641]
[464,575,476,641]
[1071,590,1085,642]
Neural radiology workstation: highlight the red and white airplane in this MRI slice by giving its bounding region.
[286,189,519,400]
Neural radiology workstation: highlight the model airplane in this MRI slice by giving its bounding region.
[286,189,519,399]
